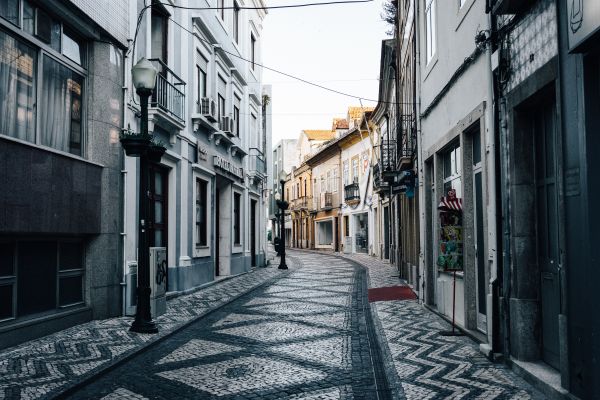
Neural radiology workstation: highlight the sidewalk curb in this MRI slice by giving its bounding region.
[53,266,291,400]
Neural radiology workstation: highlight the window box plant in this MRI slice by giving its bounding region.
[120,126,151,157]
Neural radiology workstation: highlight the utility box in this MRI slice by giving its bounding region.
[125,261,138,316]
[344,236,352,254]
[149,247,167,318]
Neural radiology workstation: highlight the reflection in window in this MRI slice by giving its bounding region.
[40,56,84,155]
[0,0,19,25]
[36,8,61,52]
[62,30,82,65]
[0,31,36,143]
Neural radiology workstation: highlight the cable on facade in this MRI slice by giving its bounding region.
[153,0,374,11]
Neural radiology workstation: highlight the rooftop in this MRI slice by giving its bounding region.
[303,130,337,141]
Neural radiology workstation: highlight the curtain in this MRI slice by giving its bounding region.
[40,55,83,155]
[0,31,36,143]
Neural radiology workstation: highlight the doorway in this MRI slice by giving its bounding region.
[471,129,487,333]
[149,164,168,289]
[383,206,390,259]
[534,100,560,369]
[250,199,257,267]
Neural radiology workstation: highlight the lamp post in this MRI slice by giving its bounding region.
[130,58,158,334]
[276,170,289,270]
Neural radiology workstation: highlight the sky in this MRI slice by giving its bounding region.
[262,0,390,147]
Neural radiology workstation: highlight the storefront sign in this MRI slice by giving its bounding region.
[437,189,463,271]
[214,155,244,180]
[567,0,600,51]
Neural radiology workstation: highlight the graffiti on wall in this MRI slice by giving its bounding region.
[437,189,463,271]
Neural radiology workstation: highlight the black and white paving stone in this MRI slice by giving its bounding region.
[1,250,544,399]
[67,254,387,399]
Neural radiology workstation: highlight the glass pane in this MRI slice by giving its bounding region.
[455,146,461,175]
[17,241,57,316]
[154,173,163,195]
[0,0,18,25]
[36,8,60,52]
[154,230,162,246]
[154,201,163,224]
[23,1,35,34]
[472,131,481,165]
[545,109,555,178]
[0,284,13,319]
[443,151,451,178]
[40,56,84,155]
[0,31,37,142]
[59,242,82,271]
[62,30,82,65]
[0,242,15,277]
[59,275,83,306]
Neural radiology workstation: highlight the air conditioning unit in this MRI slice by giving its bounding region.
[200,97,217,122]
[221,116,234,136]
[149,247,167,318]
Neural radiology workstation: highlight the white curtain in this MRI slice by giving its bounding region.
[0,31,36,142]
[40,56,83,155]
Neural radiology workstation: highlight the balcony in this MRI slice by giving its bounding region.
[489,0,535,15]
[248,147,266,183]
[398,114,416,172]
[344,180,360,205]
[148,59,186,135]
[291,196,311,211]
[378,139,397,183]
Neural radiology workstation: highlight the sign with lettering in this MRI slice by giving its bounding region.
[567,0,600,51]
[214,155,244,180]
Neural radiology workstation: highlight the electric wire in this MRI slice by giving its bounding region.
[127,1,411,106]
[153,0,374,10]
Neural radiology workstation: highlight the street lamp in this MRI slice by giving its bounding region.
[276,170,289,270]
[274,191,282,256]
[130,58,158,334]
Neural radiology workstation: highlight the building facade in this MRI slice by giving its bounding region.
[289,162,312,249]
[0,0,128,348]
[270,138,297,238]
[121,0,269,310]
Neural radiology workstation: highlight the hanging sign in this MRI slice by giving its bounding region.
[567,0,600,51]
[437,188,463,271]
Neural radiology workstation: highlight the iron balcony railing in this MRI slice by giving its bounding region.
[399,114,417,161]
[149,58,186,122]
[248,147,266,175]
[344,179,360,203]
[313,192,336,210]
[379,139,397,173]
[291,196,311,210]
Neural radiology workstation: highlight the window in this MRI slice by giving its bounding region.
[425,0,437,64]
[234,95,241,136]
[327,170,332,192]
[0,239,84,321]
[196,178,208,247]
[0,0,19,25]
[343,160,349,185]
[251,112,258,146]
[218,0,225,20]
[0,1,86,156]
[442,141,462,198]
[196,52,208,103]
[151,5,168,65]
[233,2,240,43]
[218,75,227,122]
[250,33,256,70]
[332,168,338,193]
[233,192,241,245]
[320,175,326,194]
[352,157,359,182]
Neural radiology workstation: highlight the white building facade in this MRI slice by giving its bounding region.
[122,0,269,309]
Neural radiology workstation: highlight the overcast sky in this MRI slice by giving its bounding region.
[262,0,389,147]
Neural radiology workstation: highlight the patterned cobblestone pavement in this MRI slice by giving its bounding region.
[334,252,543,400]
[1,250,543,399]
[0,257,292,400]
[67,252,388,399]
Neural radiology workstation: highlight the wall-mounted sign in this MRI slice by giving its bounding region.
[567,0,600,51]
[214,155,244,180]
[198,146,208,161]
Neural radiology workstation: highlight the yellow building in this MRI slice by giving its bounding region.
[289,163,312,249]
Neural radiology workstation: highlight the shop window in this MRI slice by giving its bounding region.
[234,192,241,245]
[196,178,208,247]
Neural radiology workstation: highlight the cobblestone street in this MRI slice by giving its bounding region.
[1,251,542,399]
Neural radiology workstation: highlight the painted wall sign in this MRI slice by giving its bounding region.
[567,0,600,51]
[214,155,244,180]
[437,189,463,271]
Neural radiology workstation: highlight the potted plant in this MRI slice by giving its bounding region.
[147,138,167,163]
[120,125,151,157]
